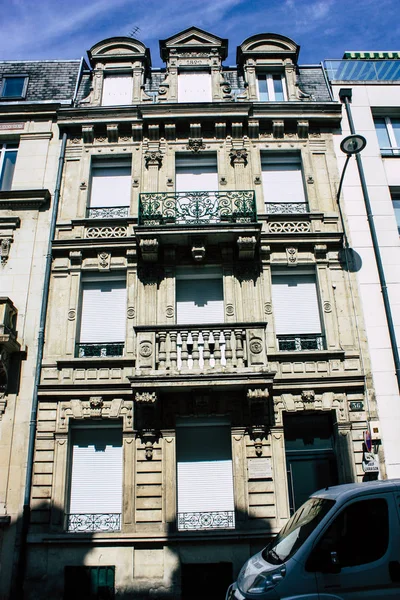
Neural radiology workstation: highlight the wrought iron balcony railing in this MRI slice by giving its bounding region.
[277,334,324,351]
[86,206,129,219]
[177,511,235,531]
[76,342,124,358]
[67,513,121,533]
[265,202,308,214]
[138,190,257,226]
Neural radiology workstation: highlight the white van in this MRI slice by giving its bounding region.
[226,480,400,599]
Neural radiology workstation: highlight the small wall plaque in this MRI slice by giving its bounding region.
[349,401,364,412]
[248,458,272,479]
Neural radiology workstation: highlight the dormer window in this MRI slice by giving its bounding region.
[178,70,212,103]
[101,73,133,106]
[1,75,28,99]
[257,73,287,101]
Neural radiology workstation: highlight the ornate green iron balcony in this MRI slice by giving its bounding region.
[138,190,257,226]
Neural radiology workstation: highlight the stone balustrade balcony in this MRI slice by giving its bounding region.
[134,322,268,377]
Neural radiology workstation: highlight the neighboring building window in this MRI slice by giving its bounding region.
[176,267,224,369]
[178,70,212,102]
[64,566,115,600]
[67,425,123,533]
[102,73,133,106]
[271,271,324,351]
[374,117,400,155]
[0,142,18,191]
[391,190,400,233]
[257,73,287,101]
[77,276,126,357]
[176,417,235,531]
[0,75,28,99]
[261,153,307,213]
[88,158,131,218]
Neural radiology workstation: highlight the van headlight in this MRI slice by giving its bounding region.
[240,565,286,594]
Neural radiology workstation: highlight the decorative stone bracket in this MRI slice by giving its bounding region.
[247,424,267,457]
[139,238,159,263]
[237,236,257,260]
[137,429,161,460]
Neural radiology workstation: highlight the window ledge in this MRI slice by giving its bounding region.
[0,189,50,210]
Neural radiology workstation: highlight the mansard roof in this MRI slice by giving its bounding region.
[88,36,151,68]
[237,33,300,65]
[159,27,228,61]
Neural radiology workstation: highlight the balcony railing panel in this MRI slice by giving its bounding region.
[67,513,121,532]
[135,323,267,373]
[87,206,129,219]
[76,342,124,358]
[138,190,257,226]
[277,334,324,351]
[265,202,308,214]
[177,511,235,531]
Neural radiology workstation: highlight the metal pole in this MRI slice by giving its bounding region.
[340,91,400,392]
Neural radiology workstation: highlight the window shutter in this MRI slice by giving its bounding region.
[176,278,224,324]
[272,273,322,334]
[80,280,126,343]
[90,162,131,207]
[175,154,218,192]
[176,421,234,514]
[261,155,305,203]
[69,428,123,514]
[178,71,212,102]
[102,75,133,106]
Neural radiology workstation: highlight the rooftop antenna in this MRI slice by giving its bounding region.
[128,26,141,38]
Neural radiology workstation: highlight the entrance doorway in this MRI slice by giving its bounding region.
[284,412,338,514]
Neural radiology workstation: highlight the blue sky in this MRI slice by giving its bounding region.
[1,0,399,66]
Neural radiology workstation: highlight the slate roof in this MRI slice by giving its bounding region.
[298,66,332,102]
[0,61,81,103]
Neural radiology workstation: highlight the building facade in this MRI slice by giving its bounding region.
[326,53,400,478]
[0,30,385,599]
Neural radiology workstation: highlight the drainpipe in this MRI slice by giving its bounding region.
[15,131,67,599]
[339,88,400,392]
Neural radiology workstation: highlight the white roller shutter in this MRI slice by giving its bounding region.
[178,71,212,102]
[175,154,218,192]
[261,154,305,204]
[272,273,322,334]
[69,427,123,514]
[90,161,131,208]
[102,74,133,106]
[80,279,126,343]
[176,420,234,515]
[176,278,224,325]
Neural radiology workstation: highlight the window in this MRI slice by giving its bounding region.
[374,116,400,155]
[67,425,123,533]
[272,271,324,351]
[261,153,307,214]
[64,566,115,600]
[391,189,400,233]
[77,276,126,357]
[307,498,389,570]
[88,158,131,218]
[101,73,133,106]
[176,267,225,369]
[178,70,212,102]
[0,75,28,99]
[257,73,287,101]
[0,142,18,191]
[176,418,235,531]
[175,154,219,224]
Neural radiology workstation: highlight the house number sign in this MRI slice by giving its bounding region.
[248,458,272,479]
[180,59,209,66]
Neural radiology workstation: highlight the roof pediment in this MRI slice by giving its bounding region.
[237,33,300,65]
[160,27,228,61]
[88,37,151,68]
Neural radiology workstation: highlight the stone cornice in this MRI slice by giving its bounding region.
[0,189,50,210]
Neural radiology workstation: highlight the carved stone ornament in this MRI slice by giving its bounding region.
[138,429,160,461]
[0,238,11,265]
[98,252,111,269]
[89,396,104,415]
[138,265,164,286]
[166,305,174,319]
[191,237,206,262]
[144,150,163,169]
[140,238,159,263]
[248,425,266,457]
[229,148,248,166]
[69,251,82,265]
[135,391,158,404]
[249,338,263,354]
[301,390,315,403]
[226,304,234,317]
[139,342,153,358]
[324,301,332,313]
[247,388,269,400]
[237,236,257,261]
[87,226,127,239]
[82,125,94,144]
[234,262,260,283]
[68,309,76,321]
[314,244,328,259]
[264,302,273,315]
[286,246,298,266]
[268,222,311,234]
[59,398,134,431]
[127,306,136,319]
[186,138,206,153]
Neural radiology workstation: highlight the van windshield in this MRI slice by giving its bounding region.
[262,497,335,565]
